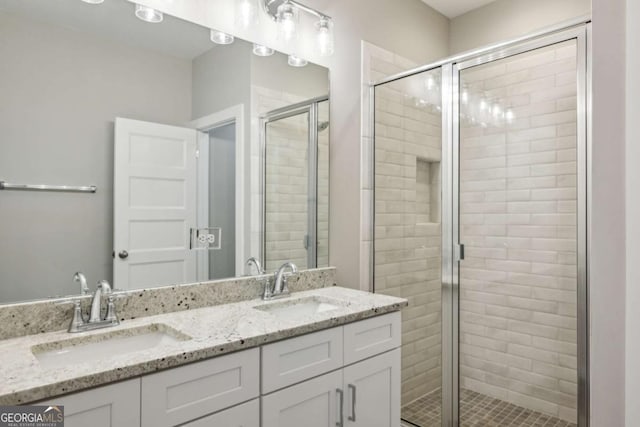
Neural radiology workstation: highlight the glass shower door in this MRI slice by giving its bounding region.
[373,67,444,427]
[262,97,329,272]
[455,37,584,426]
[264,110,312,271]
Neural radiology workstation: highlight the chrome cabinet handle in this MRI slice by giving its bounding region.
[348,384,356,421]
[336,388,344,427]
[118,250,129,259]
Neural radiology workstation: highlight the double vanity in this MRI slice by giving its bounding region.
[0,269,406,427]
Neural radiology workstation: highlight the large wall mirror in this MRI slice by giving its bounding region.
[0,0,330,303]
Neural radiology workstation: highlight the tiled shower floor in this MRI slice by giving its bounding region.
[402,388,577,427]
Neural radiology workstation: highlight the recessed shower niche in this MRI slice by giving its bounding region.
[416,158,441,225]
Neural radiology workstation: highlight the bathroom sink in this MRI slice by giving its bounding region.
[31,324,191,368]
[254,296,344,320]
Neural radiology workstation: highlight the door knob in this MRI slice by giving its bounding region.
[118,250,129,260]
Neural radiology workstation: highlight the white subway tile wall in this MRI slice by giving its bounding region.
[265,112,311,270]
[374,62,444,407]
[459,40,578,424]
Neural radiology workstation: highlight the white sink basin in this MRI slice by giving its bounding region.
[254,296,344,320]
[32,324,190,368]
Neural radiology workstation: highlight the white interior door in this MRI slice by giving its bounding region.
[114,118,197,290]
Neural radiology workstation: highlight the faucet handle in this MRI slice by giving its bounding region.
[58,300,86,333]
[281,276,291,295]
[262,276,273,300]
[104,295,120,324]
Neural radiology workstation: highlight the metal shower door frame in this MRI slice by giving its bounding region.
[450,25,589,427]
[371,18,591,427]
[260,95,329,270]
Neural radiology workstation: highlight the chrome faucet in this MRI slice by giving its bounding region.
[246,257,265,275]
[66,280,120,333]
[89,280,112,323]
[263,262,298,300]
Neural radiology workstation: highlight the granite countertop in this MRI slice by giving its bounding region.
[0,286,407,405]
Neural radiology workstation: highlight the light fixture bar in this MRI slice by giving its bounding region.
[287,0,329,20]
[262,0,330,22]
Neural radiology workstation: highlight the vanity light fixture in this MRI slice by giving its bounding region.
[81,0,105,4]
[288,54,307,67]
[277,2,298,44]
[134,4,163,23]
[253,44,275,57]
[315,17,334,57]
[237,0,259,29]
[210,30,235,45]
[261,0,334,56]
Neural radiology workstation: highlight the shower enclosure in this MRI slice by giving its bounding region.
[372,21,589,427]
[261,96,330,271]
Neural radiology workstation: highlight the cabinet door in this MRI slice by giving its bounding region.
[37,379,141,427]
[343,349,401,427]
[182,399,259,427]
[262,370,342,427]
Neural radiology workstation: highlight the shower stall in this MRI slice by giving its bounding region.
[261,96,330,271]
[371,20,589,427]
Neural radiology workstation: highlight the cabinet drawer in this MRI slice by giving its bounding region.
[343,312,401,365]
[37,379,141,427]
[182,399,259,427]
[141,348,259,427]
[262,326,343,393]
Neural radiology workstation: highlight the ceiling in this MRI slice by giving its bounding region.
[421,0,499,18]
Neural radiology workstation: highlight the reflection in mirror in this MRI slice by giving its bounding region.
[0,0,329,303]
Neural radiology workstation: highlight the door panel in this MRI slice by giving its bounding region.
[456,39,580,426]
[373,67,444,427]
[261,370,342,427]
[343,349,401,427]
[264,112,311,271]
[114,118,197,290]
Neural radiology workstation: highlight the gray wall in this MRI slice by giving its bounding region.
[208,124,236,279]
[590,0,627,425]
[448,0,591,54]
[191,42,251,120]
[627,0,640,423]
[0,11,192,301]
[251,53,329,99]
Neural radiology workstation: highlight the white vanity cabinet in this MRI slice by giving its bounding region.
[262,350,400,427]
[38,379,141,427]
[261,312,401,427]
[34,312,401,427]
